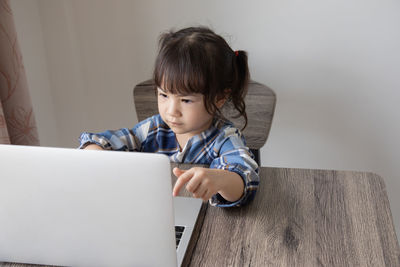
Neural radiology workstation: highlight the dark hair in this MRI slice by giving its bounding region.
[153,26,250,129]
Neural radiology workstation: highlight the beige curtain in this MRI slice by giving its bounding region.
[0,0,39,145]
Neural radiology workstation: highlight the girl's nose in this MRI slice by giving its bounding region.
[167,99,181,117]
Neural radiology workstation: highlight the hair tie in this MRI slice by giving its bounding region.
[235,50,239,57]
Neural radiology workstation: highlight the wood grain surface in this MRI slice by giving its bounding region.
[2,166,399,267]
[187,167,400,267]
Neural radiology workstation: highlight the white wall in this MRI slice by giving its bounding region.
[11,0,400,236]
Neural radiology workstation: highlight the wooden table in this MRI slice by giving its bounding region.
[173,165,400,267]
[2,166,399,267]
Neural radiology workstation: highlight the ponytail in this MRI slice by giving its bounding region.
[231,50,250,129]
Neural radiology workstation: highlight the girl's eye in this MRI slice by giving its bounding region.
[159,93,168,98]
[181,99,193,103]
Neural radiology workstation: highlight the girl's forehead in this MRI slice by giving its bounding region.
[158,74,205,95]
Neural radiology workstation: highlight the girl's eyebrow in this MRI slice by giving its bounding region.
[157,87,198,98]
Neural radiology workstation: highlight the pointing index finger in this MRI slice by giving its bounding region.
[172,169,193,196]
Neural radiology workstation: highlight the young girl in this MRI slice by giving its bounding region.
[79,26,259,207]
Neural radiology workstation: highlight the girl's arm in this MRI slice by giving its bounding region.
[79,128,139,151]
[78,116,157,151]
[173,126,259,207]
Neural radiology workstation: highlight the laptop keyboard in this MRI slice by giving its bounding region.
[175,225,185,249]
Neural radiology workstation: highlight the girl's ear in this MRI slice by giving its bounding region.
[216,89,231,108]
[216,97,226,109]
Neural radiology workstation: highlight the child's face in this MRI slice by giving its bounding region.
[157,87,214,139]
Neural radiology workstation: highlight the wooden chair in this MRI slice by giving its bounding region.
[133,79,276,165]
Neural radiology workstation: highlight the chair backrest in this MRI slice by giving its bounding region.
[133,79,276,150]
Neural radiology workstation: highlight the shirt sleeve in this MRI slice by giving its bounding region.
[209,127,260,207]
[78,117,153,151]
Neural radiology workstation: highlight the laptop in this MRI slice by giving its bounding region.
[0,144,205,267]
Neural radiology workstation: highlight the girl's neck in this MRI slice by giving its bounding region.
[174,118,215,150]
[175,134,190,152]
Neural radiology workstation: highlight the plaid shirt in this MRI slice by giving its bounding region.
[79,114,259,207]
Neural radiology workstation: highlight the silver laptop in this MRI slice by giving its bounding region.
[0,144,203,267]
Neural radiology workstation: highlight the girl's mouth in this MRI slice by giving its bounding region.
[168,121,182,127]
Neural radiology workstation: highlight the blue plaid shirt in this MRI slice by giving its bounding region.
[79,114,259,207]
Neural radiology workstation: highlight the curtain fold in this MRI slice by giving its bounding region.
[0,0,39,145]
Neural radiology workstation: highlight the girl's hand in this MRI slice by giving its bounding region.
[172,167,244,202]
[84,144,104,150]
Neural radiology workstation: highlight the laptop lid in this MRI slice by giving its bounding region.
[0,144,178,267]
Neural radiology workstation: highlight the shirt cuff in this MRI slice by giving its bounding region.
[78,133,105,149]
[208,164,254,207]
